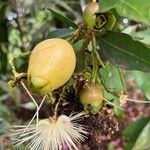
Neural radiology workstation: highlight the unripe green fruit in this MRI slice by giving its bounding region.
[27,38,76,94]
[79,83,103,114]
[83,2,99,29]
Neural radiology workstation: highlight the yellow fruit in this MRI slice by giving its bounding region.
[27,38,76,94]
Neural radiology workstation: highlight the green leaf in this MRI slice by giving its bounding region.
[132,121,150,150]
[124,142,135,150]
[0,80,11,92]
[122,26,150,46]
[129,71,150,100]
[114,97,124,118]
[48,8,78,29]
[0,49,8,73]
[97,31,150,72]
[0,80,21,106]
[44,28,75,39]
[73,40,86,72]
[11,88,21,107]
[99,63,124,117]
[132,29,150,46]
[0,103,11,119]
[115,0,150,25]
[99,63,125,91]
[99,0,119,12]
[123,117,150,141]
[0,118,10,135]
[0,5,8,42]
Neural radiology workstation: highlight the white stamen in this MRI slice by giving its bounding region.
[11,112,88,150]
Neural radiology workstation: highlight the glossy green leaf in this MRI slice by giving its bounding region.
[132,121,150,150]
[99,0,119,12]
[99,63,124,117]
[44,28,75,39]
[123,117,150,141]
[99,63,124,91]
[129,71,150,100]
[48,8,78,29]
[97,31,150,72]
[116,0,150,25]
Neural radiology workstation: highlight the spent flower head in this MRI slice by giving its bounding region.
[11,112,88,150]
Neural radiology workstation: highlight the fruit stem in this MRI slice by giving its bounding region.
[79,38,90,55]
[95,50,105,68]
[54,102,59,116]
[68,28,81,44]
[9,51,30,77]
[126,98,150,104]
[54,86,66,115]
[98,71,120,97]
[91,33,98,83]
[118,68,127,94]
[103,97,124,110]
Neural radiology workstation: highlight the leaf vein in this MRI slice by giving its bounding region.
[119,0,147,21]
[99,36,150,65]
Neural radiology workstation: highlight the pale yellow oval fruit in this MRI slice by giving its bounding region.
[27,38,76,94]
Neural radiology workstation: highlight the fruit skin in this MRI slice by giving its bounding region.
[83,2,99,29]
[79,83,103,114]
[27,38,76,94]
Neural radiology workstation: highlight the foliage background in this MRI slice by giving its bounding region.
[0,0,150,149]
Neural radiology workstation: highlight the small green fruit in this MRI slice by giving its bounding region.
[79,83,103,114]
[83,2,100,29]
[27,38,76,94]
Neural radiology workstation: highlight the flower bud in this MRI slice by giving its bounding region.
[83,2,100,29]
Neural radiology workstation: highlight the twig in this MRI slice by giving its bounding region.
[91,33,98,83]
[79,38,90,55]
[54,86,66,115]
[118,68,127,94]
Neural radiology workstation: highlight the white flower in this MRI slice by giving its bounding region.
[11,112,88,150]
